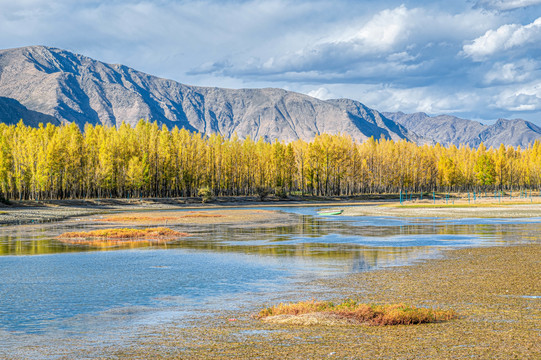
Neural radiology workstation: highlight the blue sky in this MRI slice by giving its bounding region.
[1,0,540,124]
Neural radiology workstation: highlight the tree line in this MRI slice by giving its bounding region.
[1,120,541,201]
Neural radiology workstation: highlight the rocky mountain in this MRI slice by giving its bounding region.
[384,112,541,148]
[1,46,539,147]
[0,96,59,127]
[0,45,409,143]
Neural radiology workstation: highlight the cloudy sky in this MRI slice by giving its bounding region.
[1,0,540,124]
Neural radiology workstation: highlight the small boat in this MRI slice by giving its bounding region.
[317,209,343,216]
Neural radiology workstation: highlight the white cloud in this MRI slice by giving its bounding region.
[334,84,483,116]
[483,60,539,85]
[196,5,498,84]
[476,0,541,10]
[306,87,336,100]
[350,5,418,52]
[495,93,541,111]
[463,17,541,61]
[0,0,540,124]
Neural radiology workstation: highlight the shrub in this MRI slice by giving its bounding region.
[0,194,11,205]
[197,186,213,203]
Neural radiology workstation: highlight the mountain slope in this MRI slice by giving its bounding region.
[0,96,59,127]
[0,46,408,143]
[384,112,541,148]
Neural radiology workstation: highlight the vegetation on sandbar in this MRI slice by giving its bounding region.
[257,299,457,326]
[57,227,187,241]
[99,212,224,223]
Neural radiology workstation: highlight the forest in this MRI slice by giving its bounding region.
[1,120,541,200]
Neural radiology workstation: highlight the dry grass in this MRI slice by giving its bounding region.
[92,209,292,226]
[257,299,456,326]
[57,227,188,240]
[181,213,224,218]
[56,227,188,247]
[99,212,224,223]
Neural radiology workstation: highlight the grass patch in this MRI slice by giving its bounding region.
[99,212,225,223]
[181,213,224,218]
[257,299,456,326]
[58,227,187,240]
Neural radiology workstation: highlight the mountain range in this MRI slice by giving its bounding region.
[383,112,541,149]
[0,45,539,148]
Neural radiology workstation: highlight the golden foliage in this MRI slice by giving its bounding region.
[2,120,541,200]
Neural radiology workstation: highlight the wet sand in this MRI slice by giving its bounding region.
[107,243,541,359]
[3,196,541,226]
[2,198,540,358]
[95,209,293,226]
[338,200,541,219]
[0,197,368,225]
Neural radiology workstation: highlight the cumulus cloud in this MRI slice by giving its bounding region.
[0,0,540,123]
[463,17,541,61]
[193,4,497,86]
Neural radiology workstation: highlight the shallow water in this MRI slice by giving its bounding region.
[0,206,539,357]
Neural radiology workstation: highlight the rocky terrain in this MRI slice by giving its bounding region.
[0,46,409,143]
[0,45,539,147]
[384,111,541,148]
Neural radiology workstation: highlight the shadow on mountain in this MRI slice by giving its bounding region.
[0,97,59,127]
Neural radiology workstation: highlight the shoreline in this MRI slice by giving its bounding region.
[3,195,541,225]
[0,197,382,225]
[109,242,541,359]
[1,200,539,358]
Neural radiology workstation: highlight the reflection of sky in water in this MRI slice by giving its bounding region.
[0,206,540,344]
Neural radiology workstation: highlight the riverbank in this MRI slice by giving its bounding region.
[3,195,541,225]
[109,242,541,359]
[1,201,540,359]
[339,200,541,218]
[0,196,376,225]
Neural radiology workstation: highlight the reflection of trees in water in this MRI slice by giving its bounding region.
[0,236,178,255]
[0,215,538,256]
[0,236,80,255]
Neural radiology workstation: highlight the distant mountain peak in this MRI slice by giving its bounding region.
[386,111,541,148]
[0,45,410,143]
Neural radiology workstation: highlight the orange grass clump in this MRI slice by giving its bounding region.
[257,299,457,326]
[98,216,178,223]
[180,213,224,218]
[57,227,188,241]
[98,212,225,223]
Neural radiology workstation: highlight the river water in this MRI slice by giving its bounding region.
[0,206,539,357]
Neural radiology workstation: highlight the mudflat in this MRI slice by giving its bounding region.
[0,198,311,225]
[1,199,540,358]
[3,196,541,226]
[339,200,541,219]
[103,243,540,359]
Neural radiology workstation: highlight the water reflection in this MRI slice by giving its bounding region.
[0,207,540,337]
[0,210,538,277]
[0,211,538,259]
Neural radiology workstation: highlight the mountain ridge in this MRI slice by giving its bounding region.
[383,111,541,148]
[0,45,409,143]
[0,45,539,147]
